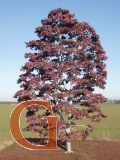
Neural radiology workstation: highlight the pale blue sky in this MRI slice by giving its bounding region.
[0,0,120,101]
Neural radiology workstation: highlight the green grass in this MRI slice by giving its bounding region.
[0,103,120,146]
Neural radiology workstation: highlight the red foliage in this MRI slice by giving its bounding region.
[14,8,107,142]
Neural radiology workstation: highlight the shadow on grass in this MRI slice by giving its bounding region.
[25,138,67,151]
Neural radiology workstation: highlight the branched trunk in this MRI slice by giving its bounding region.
[61,77,73,153]
[65,81,73,153]
[58,31,73,153]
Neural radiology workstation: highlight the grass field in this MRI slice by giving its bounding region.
[0,103,120,150]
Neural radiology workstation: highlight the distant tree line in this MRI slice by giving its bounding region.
[0,99,120,105]
[106,99,120,104]
[0,101,18,105]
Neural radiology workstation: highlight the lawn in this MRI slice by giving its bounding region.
[0,103,120,150]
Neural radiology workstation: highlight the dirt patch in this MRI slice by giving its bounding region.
[0,139,120,160]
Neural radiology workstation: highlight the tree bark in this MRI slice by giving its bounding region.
[65,139,73,153]
[65,127,73,153]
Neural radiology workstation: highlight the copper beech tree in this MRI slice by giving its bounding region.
[14,8,107,153]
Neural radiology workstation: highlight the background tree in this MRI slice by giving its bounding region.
[114,99,120,104]
[14,8,108,153]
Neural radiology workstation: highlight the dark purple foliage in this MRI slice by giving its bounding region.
[14,8,107,142]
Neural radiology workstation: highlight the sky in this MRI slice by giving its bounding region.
[0,0,120,101]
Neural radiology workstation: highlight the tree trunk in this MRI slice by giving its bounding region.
[58,47,73,153]
[65,127,73,153]
[65,139,73,153]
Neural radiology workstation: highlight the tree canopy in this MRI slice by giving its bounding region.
[14,8,107,144]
